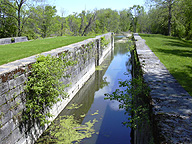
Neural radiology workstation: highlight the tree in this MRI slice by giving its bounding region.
[0,0,17,37]
[181,0,192,39]
[95,9,120,34]
[60,8,67,36]
[147,0,178,36]
[66,13,81,36]
[130,5,144,33]
[144,6,169,35]
[41,5,57,38]
[26,5,57,38]
[119,9,131,32]
[0,0,29,36]
[78,10,86,35]
[81,10,97,36]
[137,11,148,33]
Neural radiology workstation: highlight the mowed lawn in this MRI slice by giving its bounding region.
[139,34,192,96]
[0,36,92,65]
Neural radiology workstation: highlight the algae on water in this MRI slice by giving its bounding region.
[91,110,99,116]
[95,65,107,71]
[66,103,83,110]
[36,104,98,144]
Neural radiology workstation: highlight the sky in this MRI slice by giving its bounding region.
[51,0,145,16]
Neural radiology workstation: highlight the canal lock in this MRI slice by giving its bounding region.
[35,35,154,144]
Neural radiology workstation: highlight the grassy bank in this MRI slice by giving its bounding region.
[139,34,192,96]
[0,36,92,65]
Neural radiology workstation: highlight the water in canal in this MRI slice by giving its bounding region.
[38,36,132,144]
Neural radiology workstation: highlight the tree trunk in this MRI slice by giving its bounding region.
[82,13,96,36]
[18,8,21,36]
[79,18,84,35]
[61,22,63,36]
[82,18,91,36]
[168,0,172,36]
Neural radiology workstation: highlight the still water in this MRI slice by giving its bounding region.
[58,37,133,144]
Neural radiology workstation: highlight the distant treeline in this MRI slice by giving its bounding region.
[0,0,191,40]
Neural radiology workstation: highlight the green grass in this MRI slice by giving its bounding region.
[0,36,93,65]
[139,33,192,96]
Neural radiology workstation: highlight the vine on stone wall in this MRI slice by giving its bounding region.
[100,36,109,49]
[22,53,75,128]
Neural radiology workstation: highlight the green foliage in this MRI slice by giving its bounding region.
[105,75,150,129]
[1,0,191,40]
[24,5,57,38]
[23,53,75,127]
[100,36,109,49]
[0,0,17,37]
[139,0,192,39]
[140,33,192,96]
[129,5,144,33]
[0,0,29,36]
[119,9,132,32]
[95,9,121,34]
[1,2,133,39]
[11,38,15,43]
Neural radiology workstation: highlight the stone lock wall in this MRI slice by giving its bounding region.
[133,33,192,143]
[0,37,28,45]
[0,33,113,144]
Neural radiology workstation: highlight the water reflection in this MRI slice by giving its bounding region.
[80,38,132,144]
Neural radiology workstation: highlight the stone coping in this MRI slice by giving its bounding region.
[134,33,192,143]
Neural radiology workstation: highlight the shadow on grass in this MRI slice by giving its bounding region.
[140,33,192,46]
[165,40,192,48]
[142,34,192,58]
[155,47,192,58]
[170,66,192,96]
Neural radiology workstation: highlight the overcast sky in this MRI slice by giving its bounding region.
[51,0,145,16]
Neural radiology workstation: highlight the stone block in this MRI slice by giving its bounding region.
[12,103,23,117]
[7,87,20,101]
[1,126,23,144]
[0,38,12,45]
[0,82,9,95]
[14,37,28,43]
[15,136,26,144]
[19,84,25,94]
[0,119,15,141]
[8,79,17,90]
[16,74,26,86]
[0,103,11,114]
[0,93,6,106]
[1,111,13,126]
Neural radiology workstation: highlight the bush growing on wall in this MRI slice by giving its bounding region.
[22,53,75,129]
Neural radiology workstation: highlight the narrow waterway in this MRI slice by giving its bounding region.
[37,36,133,144]
[63,36,132,144]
